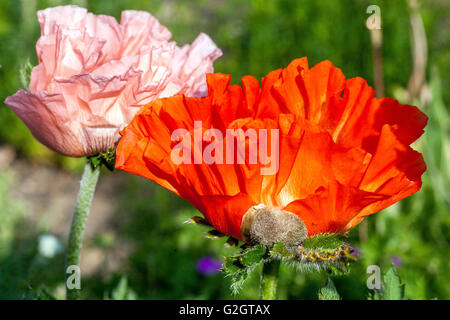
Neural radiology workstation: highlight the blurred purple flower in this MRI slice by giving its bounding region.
[196,256,223,276]
[390,255,402,267]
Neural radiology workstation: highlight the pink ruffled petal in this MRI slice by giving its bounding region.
[165,33,223,98]
[5,90,85,157]
[6,5,222,157]
[120,10,172,57]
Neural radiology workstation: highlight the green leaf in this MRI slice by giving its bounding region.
[89,155,102,168]
[303,233,344,249]
[270,241,294,258]
[382,267,405,300]
[229,269,250,295]
[222,255,249,295]
[19,59,33,91]
[318,278,340,300]
[109,277,137,300]
[223,256,243,274]
[222,246,269,294]
[87,147,117,171]
[240,245,266,267]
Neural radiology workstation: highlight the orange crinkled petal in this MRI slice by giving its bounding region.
[116,57,427,240]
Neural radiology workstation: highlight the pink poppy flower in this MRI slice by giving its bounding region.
[5,5,222,157]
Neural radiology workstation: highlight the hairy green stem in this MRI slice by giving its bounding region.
[260,259,281,300]
[65,161,100,300]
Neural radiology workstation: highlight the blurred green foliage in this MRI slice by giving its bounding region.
[0,0,449,299]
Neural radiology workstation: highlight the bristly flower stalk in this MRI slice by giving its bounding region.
[65,159,101,300]
[260,259,281,300]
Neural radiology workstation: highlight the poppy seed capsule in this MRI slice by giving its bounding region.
[240,204,308,249]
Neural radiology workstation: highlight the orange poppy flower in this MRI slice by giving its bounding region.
[116,57,427,243]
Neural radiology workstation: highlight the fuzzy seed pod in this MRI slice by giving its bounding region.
[240,204,307,249]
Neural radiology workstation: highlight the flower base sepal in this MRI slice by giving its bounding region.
[222,233,359,295]
[87,147,116,171]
